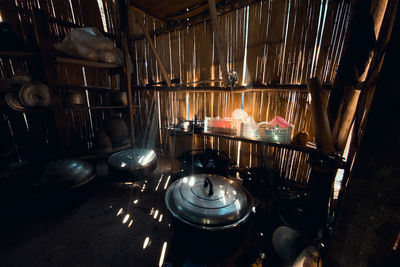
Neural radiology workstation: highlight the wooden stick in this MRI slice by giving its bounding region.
[122,32,136,147]
[208,0,229,88]
[130,8,171,87]
[307,77,335,155]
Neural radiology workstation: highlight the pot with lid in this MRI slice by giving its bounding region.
[165,173,255,260]
[165,173,254,230]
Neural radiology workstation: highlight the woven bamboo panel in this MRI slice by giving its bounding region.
[130,0,352,85]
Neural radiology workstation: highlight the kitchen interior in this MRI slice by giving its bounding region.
[0,0,399,266]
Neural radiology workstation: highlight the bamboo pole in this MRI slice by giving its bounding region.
[208,0,229,88]
[332,87,360,152]
[130,7,172,87]
[307,77,335,155]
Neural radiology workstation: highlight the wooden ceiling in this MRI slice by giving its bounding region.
[131,0,225,22]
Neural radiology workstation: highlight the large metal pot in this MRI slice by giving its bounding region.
[165,173,253,230]
[165,173,255,260]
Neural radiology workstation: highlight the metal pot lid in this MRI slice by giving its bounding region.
[165,174,252,230]
[108,149,157,171]
[38,159,95,189]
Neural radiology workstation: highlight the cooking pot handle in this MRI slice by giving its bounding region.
[203,177,214,196]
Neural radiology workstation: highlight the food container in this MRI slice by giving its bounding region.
[257,122,293,143]
[204,117,240,135]
[240,121,258,138]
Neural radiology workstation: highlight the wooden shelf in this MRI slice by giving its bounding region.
[167,128,318,153]
[64,106,129,110]
[132,83,333,93]
[58,85,121,91]
[55,56,122,69]
[0,49,37,57]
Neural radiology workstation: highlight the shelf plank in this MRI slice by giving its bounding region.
[0,50,37,57]
[58,85,122,91]
[55,56,122,69]
[133,83,333,93]
[64,106,129,110]
[167,128,317,153]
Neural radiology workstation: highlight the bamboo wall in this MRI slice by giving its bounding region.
[0,0,122,159]
[130,0,352,85]
[130,0,352,184]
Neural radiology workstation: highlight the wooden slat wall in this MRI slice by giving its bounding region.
[130,0,353,184]
[0,0,121,155]
[130,0,352,85]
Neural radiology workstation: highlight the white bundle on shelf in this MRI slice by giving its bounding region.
[54,27,124,65]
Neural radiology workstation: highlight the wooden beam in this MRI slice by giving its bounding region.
[308,78,335,155]
[127,0,261,42]
[208,0,229,88]
[129,7,171,87]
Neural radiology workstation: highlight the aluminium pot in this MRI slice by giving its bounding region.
[165,173,255,260]
[108,148,157,180]
[165,173,253,230]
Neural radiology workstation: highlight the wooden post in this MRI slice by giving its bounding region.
[33,9,71,151]
[307,78,335,155]
[122,32,135,148]
[120,1,135,147]
[129,7,171,87]
[327,0,376,153]
[208,0,229,88]
[332,87,360,152]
